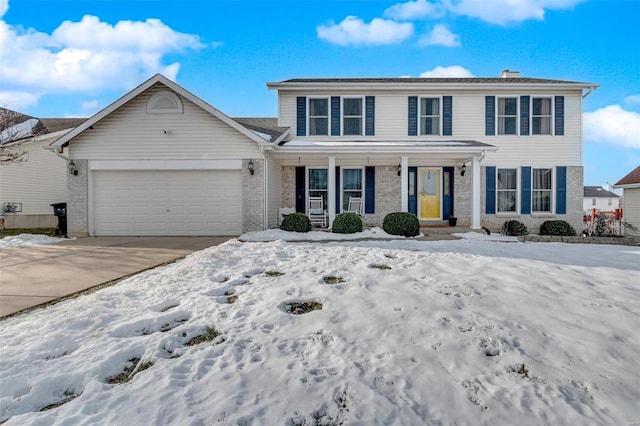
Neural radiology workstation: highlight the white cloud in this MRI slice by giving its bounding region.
[384,0,445,20]
[447,0,585,25]
[0,90,41,110]
[317,16,414,46]
[418,24,460,47]
[624,95,640,106]
[0,13,206,108]
[584,105,640,149]
[418,65,474,78]
[0,0,7,19]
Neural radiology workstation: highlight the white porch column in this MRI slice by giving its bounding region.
[471,155,481,229]
[328,156,336,228]
[400,156,409,211]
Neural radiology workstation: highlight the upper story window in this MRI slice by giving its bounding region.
[532,97,552,135]
[486,95,564,136]
[343,98,363,135]
[309,98,329,135]
[147,91,183,114]
[498,97,517,135]
[420,98,440,135]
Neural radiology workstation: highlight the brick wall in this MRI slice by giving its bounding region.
[242,158,265,232]
[481,166,584,234]
[67,159,88,237]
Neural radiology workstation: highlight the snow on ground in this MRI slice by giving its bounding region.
[1,234,639,425]
[240,226,413,242]
[0,233,67,248]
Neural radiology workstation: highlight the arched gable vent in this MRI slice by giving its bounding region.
[147,90,183,114]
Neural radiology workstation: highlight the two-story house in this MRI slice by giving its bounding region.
[583,186,620,215]
[51,71,596,237]
[267,70,597,233]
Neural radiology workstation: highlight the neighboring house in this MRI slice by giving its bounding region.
[613,165,640,237]
[583,186,620,214]
[51,71,597,237]
[0,110,85,229]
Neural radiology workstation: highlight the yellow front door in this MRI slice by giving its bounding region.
[418,168,441,220]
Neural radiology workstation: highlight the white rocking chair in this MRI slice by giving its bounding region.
[308,196,326,227]
[344,197,363,216]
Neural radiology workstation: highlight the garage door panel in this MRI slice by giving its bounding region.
[93,170,242,236]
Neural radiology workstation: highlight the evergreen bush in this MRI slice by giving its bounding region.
[382,212,420,237]
[539,220,576,236]
[332,213,363,234]
[502,220,529,236]
[280,212,311,233]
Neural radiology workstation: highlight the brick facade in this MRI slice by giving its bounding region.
[67,159,89,237]
[242,158,265,232]
[480,166,584,234]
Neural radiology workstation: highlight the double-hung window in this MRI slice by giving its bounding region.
[342,168,363,211]
[420,98,440,135]
[498,97,517,135]
[309,98,329,135]
[308,168,328,208]
[497,168,517,212]
[532,168,552,212]
[532,97,552,135]
[343,98,363,135]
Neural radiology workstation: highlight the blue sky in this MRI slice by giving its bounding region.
[1,0,638,187]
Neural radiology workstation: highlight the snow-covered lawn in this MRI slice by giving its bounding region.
[1,234,639,425]
[0,233,67,248]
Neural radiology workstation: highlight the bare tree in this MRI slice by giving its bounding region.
[0,107,45,165]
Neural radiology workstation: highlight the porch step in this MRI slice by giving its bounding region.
[419,224,470,236]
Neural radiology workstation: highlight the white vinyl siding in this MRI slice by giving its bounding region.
[277,90,583,165]
[70,85,262,160]
[622,188,640,236]
[0,138,67,215]
[92,170,241,236]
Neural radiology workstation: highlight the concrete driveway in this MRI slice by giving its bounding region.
[0,236,232,318]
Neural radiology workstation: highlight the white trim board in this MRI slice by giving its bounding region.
[88,159,242,171]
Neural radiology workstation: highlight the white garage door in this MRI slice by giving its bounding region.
[93,170,242,236]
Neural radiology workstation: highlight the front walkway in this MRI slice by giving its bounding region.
[0,236,232,318]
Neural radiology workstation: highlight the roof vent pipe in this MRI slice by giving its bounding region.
[500,69,521,78]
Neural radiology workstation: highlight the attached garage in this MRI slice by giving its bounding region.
[92,169,242,236]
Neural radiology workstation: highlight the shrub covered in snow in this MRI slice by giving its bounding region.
[332,213,363,234]
[540,220,576,236]
[382,212,420,237]
[280,213,311,233]
[502,220,529,236]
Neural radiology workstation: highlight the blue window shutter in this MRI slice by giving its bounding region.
[331,96,340,136]
[365,166,375,214]
[555,96,564,136]
[408,96,418,136]
[485,166,496,214]
[521,166,532,214]
[335,166,341,214]
[443,95,453,136]
[520,96,530,135]
[408,167,417,215]
[365,96,375,136]
[295,166,305,213]
[556,166,567,214]
[485,96,495,136]
[296,97,306,136]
